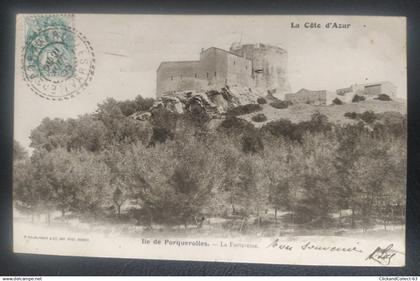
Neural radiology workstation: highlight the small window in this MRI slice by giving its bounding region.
[180,75,183,79]
[195,73,197,78]
[214,72,217,77]
[171,76,173,80]
[233,61,236,65]
[245,65,247,70]
[206,72,209,78]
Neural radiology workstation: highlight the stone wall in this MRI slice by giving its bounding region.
[199,48,229,90]
[225,50,253,88]
[156,61,205,96]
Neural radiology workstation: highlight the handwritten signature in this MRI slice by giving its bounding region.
[366,244,403,265]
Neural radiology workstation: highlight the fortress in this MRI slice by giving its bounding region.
[156,43,291,97]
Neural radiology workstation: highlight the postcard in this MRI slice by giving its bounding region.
[13,14,406,266]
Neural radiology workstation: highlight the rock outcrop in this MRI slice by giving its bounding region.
[147,86,265,118]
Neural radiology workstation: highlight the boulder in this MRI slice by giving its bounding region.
[130,111,152,121]
[153,96,184,114]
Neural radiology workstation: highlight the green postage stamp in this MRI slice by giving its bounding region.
[22,14,95,101]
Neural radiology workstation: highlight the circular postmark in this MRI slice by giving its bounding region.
[23,26,95,101]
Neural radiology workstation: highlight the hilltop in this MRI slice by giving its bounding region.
[240,99,406,127]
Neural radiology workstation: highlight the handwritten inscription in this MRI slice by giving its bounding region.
[267,238,362,253]
[366,244,401,265]
[266,239,294,250]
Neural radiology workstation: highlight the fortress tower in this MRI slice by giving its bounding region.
[230,43,291,95]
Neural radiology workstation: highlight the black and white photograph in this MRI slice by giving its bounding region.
[12,14,407,266]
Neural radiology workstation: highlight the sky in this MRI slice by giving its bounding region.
[14,15,406,150]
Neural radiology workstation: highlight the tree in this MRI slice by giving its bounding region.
[14,160,44,220]
[95,98,153,146]
[13,140,28,161]
[333,123,367,227]
[134,95,155,112]
[29,149,112,219]
[71,152,112,219]
[14,151,57,223]
[262,139,292,223]
[67,115,107,152]
[118,137,223,228]
[112,187,125,217]
[30,117,71,151]
[296,132,338,227]
[346,136,402,232]
[118,95,155,116]
[218,143,242,215]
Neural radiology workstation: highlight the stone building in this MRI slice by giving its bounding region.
[360,81,397,97]
[285,81,397,106]
[156,43,290,97]
[284,88,329,105]
[336,81,397,98]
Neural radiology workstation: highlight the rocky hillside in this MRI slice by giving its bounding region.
[130,87,406,130]
[131,86,264,121]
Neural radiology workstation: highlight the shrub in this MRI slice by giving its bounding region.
[332,98,343,105]
[242,134,264,154]
[343,111,377,124]
[261,119,301,142]
[270,100,291,109]
[375,94,392,101]
[352,95,366,103]
[344,112,358,119]
[257,97,267,104]
[149,127,174,146]
[218,117,256,137]
[360,111,377,124]
[261,113,332,142]
[251,113,268,122]
[226,104,262,116]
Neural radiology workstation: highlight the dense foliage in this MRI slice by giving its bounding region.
[269,100,291,109]
[375,94,392,101]
[252,113,268,122]
[13,94,407,234]
[257,97,267,104]
[352,95,366,103]
[226,104,262,117]
[344,111,378,124]
[332,98,343,105]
